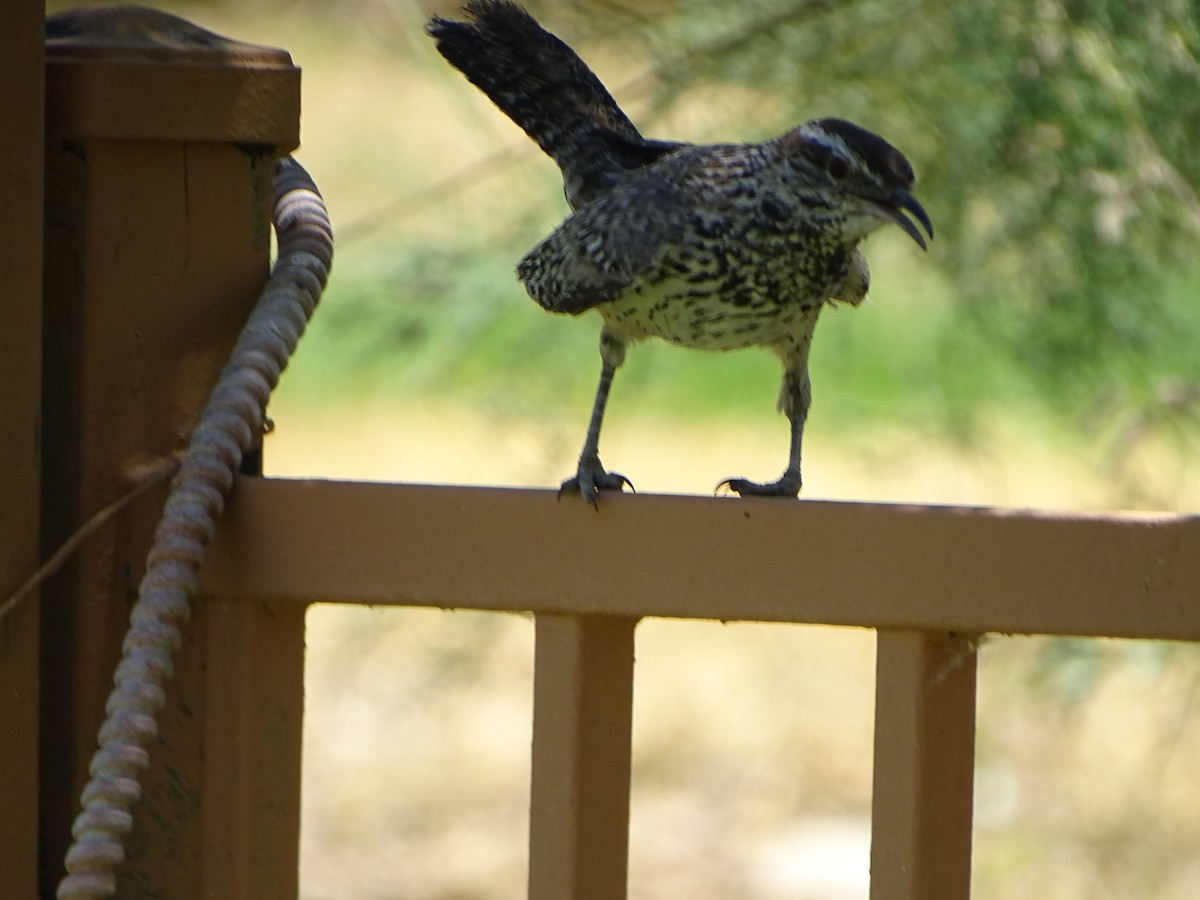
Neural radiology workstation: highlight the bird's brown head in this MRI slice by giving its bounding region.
[779,118,933,250]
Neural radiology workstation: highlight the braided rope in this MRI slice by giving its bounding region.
[56,157,333,900]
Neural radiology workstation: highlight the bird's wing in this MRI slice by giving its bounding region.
[516,175,687,315]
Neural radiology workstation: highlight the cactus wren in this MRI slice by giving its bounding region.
[428,1,932,503]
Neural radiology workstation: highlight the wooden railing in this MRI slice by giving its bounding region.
[195,479,1199,900]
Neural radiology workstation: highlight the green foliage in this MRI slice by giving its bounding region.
[290,0,1199,452]
[603,0,1200,408]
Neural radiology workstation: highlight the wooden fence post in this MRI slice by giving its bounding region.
[39,8,301,896]
[0,1,45,896]
[529,614,638,900]
[869,630,978,900]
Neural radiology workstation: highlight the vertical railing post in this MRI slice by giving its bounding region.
[869,630,978,900]
[199,598,308,896]
[0,1,45,896]
[528,614,638,900]
[39,8,301,896]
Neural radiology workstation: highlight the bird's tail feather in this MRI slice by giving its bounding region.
[428,0,642,161]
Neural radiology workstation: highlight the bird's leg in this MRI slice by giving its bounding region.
[719,364,810,498]
[560,327,633,506]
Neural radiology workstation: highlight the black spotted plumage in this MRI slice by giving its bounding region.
[428,1,933,503]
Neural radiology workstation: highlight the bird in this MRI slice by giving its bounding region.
[427,0,932,504]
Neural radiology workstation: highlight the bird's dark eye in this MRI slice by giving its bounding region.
[827,154,850,180]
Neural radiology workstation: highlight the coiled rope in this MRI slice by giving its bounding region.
[56,156,333,900]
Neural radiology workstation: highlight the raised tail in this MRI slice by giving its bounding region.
[427,0,685,207]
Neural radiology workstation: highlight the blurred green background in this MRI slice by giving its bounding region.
[53,0,1200,897]
[262,0,1200,515]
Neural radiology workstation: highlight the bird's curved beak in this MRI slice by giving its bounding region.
[875,188,934,251]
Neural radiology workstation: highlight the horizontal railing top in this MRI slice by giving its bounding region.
[197,477,1200,641]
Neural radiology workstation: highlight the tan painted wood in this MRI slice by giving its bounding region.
[202,600,306,898]
[870,631,978,900]
[0,1,44,895]
[529,615,637,900]
[200,479,1200,641]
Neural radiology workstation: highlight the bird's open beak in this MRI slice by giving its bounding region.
[876,188,934,251]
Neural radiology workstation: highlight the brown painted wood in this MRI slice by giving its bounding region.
[38,10,301,896]
[200,479,1200,641]
[870,631,978,900]
[528,615,637,900]
[0,1,44,896]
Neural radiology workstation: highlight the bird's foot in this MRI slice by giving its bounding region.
[716,472,802,498]
[559,455,634,508]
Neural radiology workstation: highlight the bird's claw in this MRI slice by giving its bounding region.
[716,474,802,498]
[559,458,634,509]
